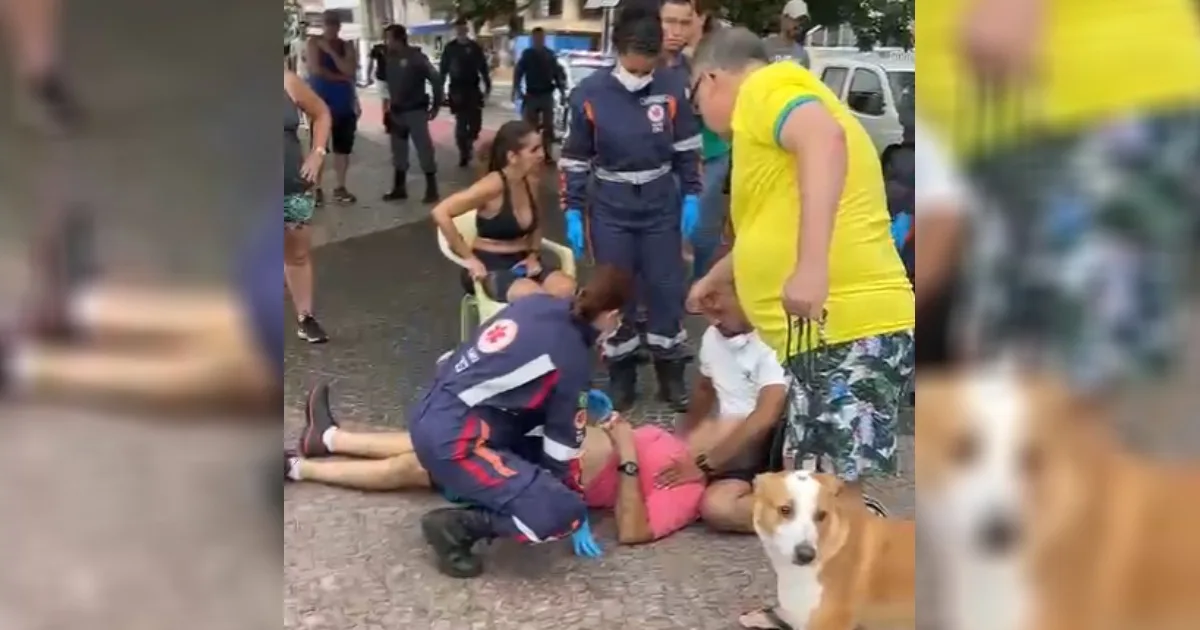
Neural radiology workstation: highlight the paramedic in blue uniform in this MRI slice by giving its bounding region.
[413,266,632,578]
[558,2,702,413]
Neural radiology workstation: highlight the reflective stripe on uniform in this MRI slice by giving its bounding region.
[673,134,703,152]
[456,354,557,407]
[524,425,581,461]
[601,335,641,358]
[543,437,581,462]
[558,157,591,173]
[594,163,671,185]
[512,516,542,542]
[646,330,687,349]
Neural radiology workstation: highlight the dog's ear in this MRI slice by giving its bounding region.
[751,473,771,495]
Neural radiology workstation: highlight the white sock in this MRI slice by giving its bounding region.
[67,283,100,329]
[286,457,304,481]
[322,426,337,453]
[6,343,38,392]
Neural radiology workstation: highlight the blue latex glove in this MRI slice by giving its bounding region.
[565,209,585,259]
[890,212,912,250]
[681,195,700,239]
[571,517,604,559]
[585,389,614,424]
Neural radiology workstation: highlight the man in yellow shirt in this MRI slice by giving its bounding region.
[921,0,1200,398]
[683,27,915,488]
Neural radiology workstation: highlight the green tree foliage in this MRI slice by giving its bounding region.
[718,0,912,50]
[427,0,533,33]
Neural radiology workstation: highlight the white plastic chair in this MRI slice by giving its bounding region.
[436,210,577,340]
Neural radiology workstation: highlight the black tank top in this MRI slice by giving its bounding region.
[476,174,538,241]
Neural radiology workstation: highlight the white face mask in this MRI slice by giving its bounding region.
[722,332,753,350]
[613,65,653,92]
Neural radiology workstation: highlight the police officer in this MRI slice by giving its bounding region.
[513,27,567,164]
[381,25,443,203]
[413,267,631,578]
[439,17,492,168]
[559,4,702,412]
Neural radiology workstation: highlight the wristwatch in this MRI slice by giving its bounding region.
[694,453,715,478]
[617,461,639,477]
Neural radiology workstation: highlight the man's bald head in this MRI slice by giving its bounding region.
[691,26,768,73]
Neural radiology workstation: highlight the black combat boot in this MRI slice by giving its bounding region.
[420,507,494,578]
[654,358,689,413]
[422,173,440,203]
[382,169,407,201]
[607,357,639,412]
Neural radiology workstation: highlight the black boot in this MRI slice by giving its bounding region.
[458,151,470,168]
[654,358,689,413]
[420,507,494,578]
[422,173,440,203]
[606,357,639,412]
[382,169,407,201]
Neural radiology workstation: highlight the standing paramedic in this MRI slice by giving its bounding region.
[439,17,492,168]
[558,3,703,413]
[412,267,632,578]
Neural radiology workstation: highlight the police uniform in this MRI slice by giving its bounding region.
[439,36,492,166]
[559,67,702,411]
[382,40,443,203]
[411,294,594,577]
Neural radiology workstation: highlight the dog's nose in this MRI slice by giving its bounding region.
[792,543,817,566]
[977,513,1021,555]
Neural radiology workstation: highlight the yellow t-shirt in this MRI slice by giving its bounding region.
[729,62,915,361]
[919,0,1200,157]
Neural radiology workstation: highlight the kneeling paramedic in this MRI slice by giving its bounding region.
[558,5,702,413]
[411,266,632,578]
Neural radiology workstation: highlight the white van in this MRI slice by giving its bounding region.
[811,53,913,165]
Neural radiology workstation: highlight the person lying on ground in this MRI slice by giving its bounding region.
[0,207,281,413]
[658,276,891,528]
[287,380,724,545]
[432,120,575,303]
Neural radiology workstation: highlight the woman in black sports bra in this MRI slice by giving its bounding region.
[432,120,575,301]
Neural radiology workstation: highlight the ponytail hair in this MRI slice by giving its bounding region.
[571,265,633,322]
[476,119,537,176]
[613,0,663,57]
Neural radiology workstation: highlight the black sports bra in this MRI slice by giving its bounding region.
[476,174,539,241]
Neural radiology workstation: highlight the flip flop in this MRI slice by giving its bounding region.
[739,607,794,630]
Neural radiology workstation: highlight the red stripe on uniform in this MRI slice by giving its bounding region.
[527,371,560,409]
[452,415,501,488]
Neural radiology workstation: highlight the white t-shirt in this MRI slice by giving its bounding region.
[915,119,968,214]
[698,326,788,418]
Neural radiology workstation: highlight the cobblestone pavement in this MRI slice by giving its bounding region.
[282,171,917,629]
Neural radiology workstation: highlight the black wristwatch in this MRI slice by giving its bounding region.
[617,461,640,477]
[694,453,715,478]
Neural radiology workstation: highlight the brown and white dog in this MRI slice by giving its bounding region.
[745,470,915,630]
[918,365,1200,630]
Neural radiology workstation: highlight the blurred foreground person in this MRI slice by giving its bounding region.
[1,211,281,413]
[918,366,1200,630]
[412,267,631,578]
[2,0,82,131]
[915,119,970,368]
[921,0,1200,400]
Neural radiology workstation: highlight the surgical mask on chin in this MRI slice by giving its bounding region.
[614,66,653,92]
[723,332,753,350]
